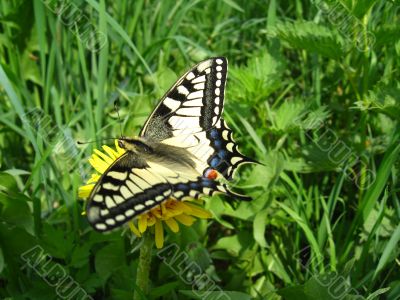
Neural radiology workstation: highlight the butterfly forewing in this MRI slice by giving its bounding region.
[86,153,171,231]
[140,57,227,141]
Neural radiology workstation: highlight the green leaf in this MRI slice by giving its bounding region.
[153,67,178,98]
[277,274,363,300]
[212,231,254,257]
[222,0,244,13]
[85,0,153,75]
[40,223,74,259]
[273,21,345,59]
[0,192,33,233]
[277,202,323,267]
[352,0,378,18]
[268,99,308,132]
[229,51,284,104]
[366,287,391,300]
[186,243,213,273]
[387,281,400,299]
[239,116,267,154]
[0,0,35,52]
[149,281,180,298]
[207,196,250,226]
[70,244,91,268]
[95,241,125,281]
[0,172,18,192]
[277,283,308,299]
[0,224,37,256]
[110,288,135,300]
[361,135,400,222]
[373,224,400,279]
[357,84,400,120]
[253,208,269,248]
[373,25,400,47]
[0,223,38,285]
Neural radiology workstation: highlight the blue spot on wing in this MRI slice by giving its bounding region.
[218,150,228,159]
[210,129,219,139]
[201,178,213,187]
[213,140,222,149]
[210,157,220,168]
[176,184,189,191]
[190,182,199,189]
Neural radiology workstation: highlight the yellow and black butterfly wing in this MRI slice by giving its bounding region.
[86,152,235,231]
[202,118,257,180]
[140,57,227,141]
[139,57,255,181]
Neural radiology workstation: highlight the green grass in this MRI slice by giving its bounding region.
[0,0,400,299]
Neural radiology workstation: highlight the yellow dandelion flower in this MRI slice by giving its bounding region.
[79,140,213,248]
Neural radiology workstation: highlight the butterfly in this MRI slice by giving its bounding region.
[86,57,255,231]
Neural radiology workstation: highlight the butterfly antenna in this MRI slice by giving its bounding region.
[114,100,123,138]
[77,138,117,145]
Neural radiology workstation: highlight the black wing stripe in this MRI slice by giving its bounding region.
[87,182,174,231]
[88,175,233,232]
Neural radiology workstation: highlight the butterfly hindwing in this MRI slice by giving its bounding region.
[206,118,255,180]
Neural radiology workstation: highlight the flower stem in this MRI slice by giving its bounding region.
[134,232,153,300]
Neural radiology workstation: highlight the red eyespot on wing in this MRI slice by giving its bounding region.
[205,169,218,180]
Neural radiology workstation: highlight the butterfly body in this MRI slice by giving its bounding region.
[86,57,255,232]
[118,137,201,178]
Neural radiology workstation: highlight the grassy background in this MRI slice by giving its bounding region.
[1,0,400,299]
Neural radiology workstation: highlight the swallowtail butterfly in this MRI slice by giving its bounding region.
[87,57,255,231]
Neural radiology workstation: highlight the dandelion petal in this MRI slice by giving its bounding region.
[87,174,100,184]
[184,202,213,219]
[129,221,142,237]
[155,219,164,249]
[165,217,180,233]
[176,201,193,214]
[94,149,114,165]
[78,184,95,199]
[174,214,195,226]
[102,145,118,160]
[138,215,148,233]
[147,214,156,226]
[89,154,109,173]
